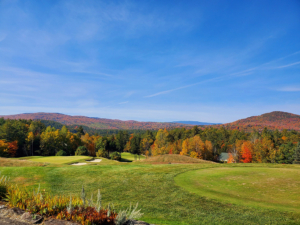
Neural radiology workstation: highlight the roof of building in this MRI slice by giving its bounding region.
[219,152,229,161]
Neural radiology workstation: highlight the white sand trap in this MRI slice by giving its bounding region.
[89,159,102,163]
[72,162,87,166]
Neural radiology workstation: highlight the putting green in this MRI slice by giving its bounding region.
[121,152,145,161]
[27,156,91,164]
[175,167,300,212]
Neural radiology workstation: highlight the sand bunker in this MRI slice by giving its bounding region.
[72,162,87,166]
[71,159,102,166]
[89,159,102,163]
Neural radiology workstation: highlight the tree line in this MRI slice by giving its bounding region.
[0,118,299,163]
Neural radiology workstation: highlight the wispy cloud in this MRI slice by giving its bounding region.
[277,61,300,68]
[144,50,300,98]
[145,76,224,97]
[0,33,6,42]
[276,87,300,92]
[118,101,129,104]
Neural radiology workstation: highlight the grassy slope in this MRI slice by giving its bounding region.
[0,157,47,167]
[143,154,214,164]
[175,166,300,212]
[121,152,146,161]
[27,156,92,164]
[0,161,300,224]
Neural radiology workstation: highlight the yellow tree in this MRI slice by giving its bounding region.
[253,137,274,163]
[180,139,189,156]
[203,140,213,160]
[27,132,34,156]
[193,135,204,159]
[151,129,169,156]
[190,151,199,158]
[0,140,9,157]
[141,137,153,156]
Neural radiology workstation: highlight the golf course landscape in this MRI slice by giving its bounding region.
[1,154,300,224]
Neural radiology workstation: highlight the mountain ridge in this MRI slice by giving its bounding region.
[1,111,300,131]
[221,111,300,131]
[1,112,193,130]
[172,121,221,125]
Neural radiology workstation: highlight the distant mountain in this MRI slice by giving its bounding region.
[1,112,193,130]
[173,121,221,125]
[2,111,299,131]
[220,111,300,131]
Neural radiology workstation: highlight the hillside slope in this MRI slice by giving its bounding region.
[143,154,215,164]
[1,112,192,130]
[221,111,300,131]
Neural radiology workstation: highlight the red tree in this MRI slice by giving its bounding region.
[8,141,18,157]
[241,145,252,163]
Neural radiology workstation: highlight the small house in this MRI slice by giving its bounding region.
[218,152,229,162]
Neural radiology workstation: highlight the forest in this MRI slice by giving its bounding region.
[0,118,299,164]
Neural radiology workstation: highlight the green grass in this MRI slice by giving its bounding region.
[143,154,214,164]
[26,156,92,164]
[1,161,300,224]
[121,152,146,161]
[175,166,300,213]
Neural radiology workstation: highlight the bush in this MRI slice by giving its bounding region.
[0,174,9,200]
[6,184,118,225]
[110,152,121,161]
[56,150,67,156]
[75,146,88,156]
[96,149,108,158]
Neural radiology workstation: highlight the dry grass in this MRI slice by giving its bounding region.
[0,157,47,167]
[143,154,215,164]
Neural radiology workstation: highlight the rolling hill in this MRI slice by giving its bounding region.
[173,121,221,125]
[1,111,299,132]
[221,111,300,131]
[1,112,192,130]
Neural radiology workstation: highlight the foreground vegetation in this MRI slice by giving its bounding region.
[1,156,300,224]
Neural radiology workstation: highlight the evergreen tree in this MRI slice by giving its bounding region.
[293,143,300,164]
[76,126,85,136]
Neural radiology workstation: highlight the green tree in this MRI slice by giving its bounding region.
[76,126,85,136]
[293,143,300,164]
[96,137,109,156]
[276,142,294,164]
[130,136,141,155]
[75,146,88,156]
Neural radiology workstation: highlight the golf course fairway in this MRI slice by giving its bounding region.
[175,167,300,212]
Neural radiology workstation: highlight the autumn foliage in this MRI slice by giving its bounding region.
[241,144,252,163]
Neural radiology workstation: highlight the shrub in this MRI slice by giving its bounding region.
[75,146,88,156]
[0,174,8,199]
[110,152,121,161]
[96,149,108,158]
[6,184,117,225]
[56,150,67,156]
[115,203,143,225]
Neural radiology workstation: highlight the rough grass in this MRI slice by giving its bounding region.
[143,154,214,164]
[26,156,92,164]
[1,163,300,224]
[175,166,300,212]
[0,157,47,167]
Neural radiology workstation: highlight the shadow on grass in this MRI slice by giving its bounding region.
[120,158,132,162]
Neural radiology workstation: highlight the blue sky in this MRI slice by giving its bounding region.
[0,0,300,123]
